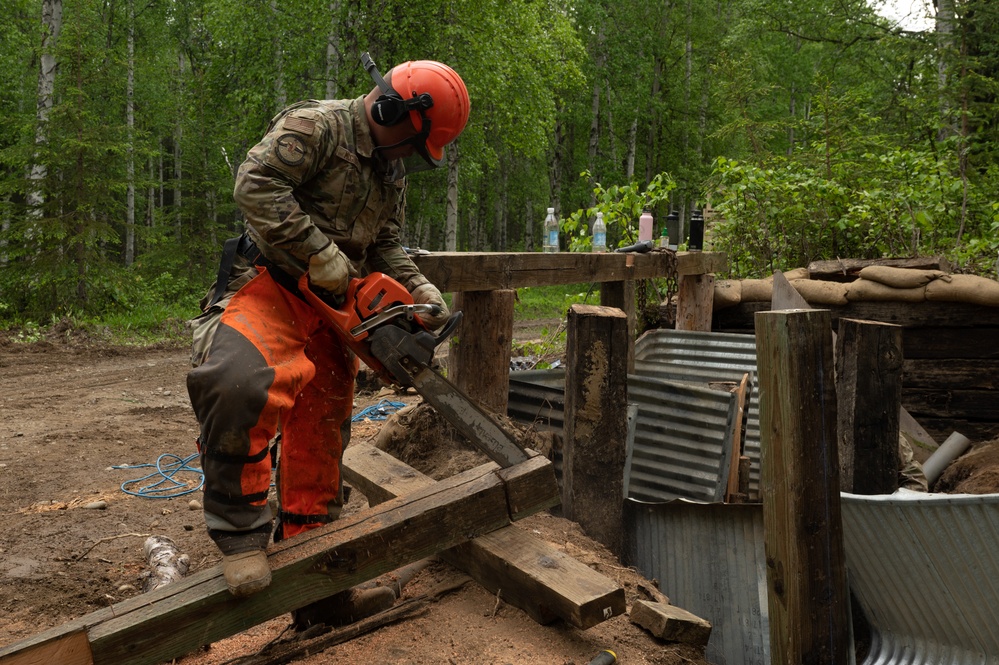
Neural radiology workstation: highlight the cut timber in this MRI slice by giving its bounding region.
[808,257,951,282]
[412,251,726,292]
[0,456,558,665]
[342,444,626,629]
[629,600,712,646]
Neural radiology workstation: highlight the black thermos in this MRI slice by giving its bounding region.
[688,208,704,251]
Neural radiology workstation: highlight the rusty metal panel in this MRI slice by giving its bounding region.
[842,491,999,664]
[633,329,761,499]
[624,499,769,665]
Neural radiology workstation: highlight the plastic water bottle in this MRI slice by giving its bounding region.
[592,212,607,253]
[543,207,559,253]
[658,227,669,249]
[639,209,654,243]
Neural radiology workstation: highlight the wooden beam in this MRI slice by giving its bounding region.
[0,458,559,665]
[755,309,849,665]
[449,289,515,414]
[341,444,626,629]
[807,256,950,282]
[835,318,903,494]
[563,304,630,557]
[412,251,726,292]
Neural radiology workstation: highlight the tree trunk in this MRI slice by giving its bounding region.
[626,116,637,180]
[174,53,184,242]
[325,0,342,99]
[549,115,563,218]
[27,0,63,213]
[271,0,286,110]
[125,0,136,266]
[936,0,956,140]
[524,199,534,252]
[445,140,459,251]
[587,27,605,188]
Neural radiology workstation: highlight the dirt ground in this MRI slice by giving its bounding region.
[0,331,710,665]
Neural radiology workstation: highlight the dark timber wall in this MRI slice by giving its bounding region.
[713,301,999,444]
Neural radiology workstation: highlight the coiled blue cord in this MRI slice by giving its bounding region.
[351,399,407,422]
[114,453,205,498]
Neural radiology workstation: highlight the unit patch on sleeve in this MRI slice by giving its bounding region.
[275,133,307,166]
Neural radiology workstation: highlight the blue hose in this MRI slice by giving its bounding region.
[351,399,407,422]
[115,453,205,498]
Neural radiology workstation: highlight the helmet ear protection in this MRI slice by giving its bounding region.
[362,52,434,127]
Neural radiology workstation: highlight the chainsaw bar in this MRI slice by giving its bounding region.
[397,357,530,468]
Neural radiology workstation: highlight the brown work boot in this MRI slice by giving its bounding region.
[222,549,271,598]
[292,586,396,630]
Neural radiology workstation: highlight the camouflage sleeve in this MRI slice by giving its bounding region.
[233,107,336,262]
[365,184,430,292]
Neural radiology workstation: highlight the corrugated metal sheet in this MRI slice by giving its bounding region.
[626,375,739,503]
[634,329,762,498]
[842,490,999,664]
[624,499,769,665]
[508,370,740,503]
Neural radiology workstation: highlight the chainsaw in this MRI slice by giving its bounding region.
[298,271,530,468]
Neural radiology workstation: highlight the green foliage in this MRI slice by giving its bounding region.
[514,283,595,320]
[562,171,676,251]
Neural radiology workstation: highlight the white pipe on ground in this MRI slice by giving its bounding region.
[922,432,972,486]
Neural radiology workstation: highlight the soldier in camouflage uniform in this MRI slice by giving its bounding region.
[186,55,470,612]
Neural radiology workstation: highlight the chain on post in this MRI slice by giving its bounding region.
[637,247,679,332]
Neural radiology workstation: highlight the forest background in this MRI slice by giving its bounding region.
[2,0,998,326]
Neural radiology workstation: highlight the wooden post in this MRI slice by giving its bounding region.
[675,273,714,331]
[836,318,903,494]
[449,289,515,414]
[754,309,849,665]
[600,278,636,372]
[563,304,630,556]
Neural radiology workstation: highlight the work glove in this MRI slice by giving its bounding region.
[308,242,350,295]
[411,282,450,330]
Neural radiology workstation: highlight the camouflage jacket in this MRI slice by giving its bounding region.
[232,96,429,293]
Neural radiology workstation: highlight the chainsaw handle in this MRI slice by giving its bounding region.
[298,273,360,338]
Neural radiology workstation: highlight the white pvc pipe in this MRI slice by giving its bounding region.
[922,431,972,486]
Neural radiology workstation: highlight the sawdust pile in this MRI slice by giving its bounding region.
[374,401,557,480]
[934,435,999,494]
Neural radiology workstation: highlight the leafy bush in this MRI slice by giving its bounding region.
[562,171,676,251]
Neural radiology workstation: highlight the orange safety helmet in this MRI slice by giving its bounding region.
[389,60,470,163]
[362,52,470,170]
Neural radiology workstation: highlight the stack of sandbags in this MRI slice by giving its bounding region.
[713,268,848,310]
[713,263,999,309]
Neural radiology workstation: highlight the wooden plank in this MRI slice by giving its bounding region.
[901,327,999,359]
[412,251,727,292]
[835,318,903,494]
[449,289,515,413]
[807,256,950,281]
[903,359,999,390]
[903,388,999,419]
[0,458,558,665]
[725,373,750,502]
[755,309,849,665]
[563,304,630,557]
[341,444,626,629]
[715,300,999,331]
[675,273,715,331]
[0,631,92,665]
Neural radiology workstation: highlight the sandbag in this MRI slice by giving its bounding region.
[740,278,773,303]
[857,266,948,289]
[925,273,999,306]
[847,279,927,303]
[790,278,848,306]
[783,267,810,281]
[713,279,742,310]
